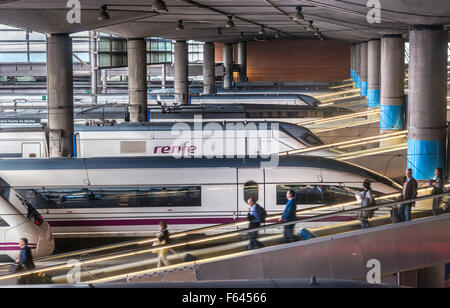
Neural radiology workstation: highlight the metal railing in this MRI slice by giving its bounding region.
[0,187,447,284]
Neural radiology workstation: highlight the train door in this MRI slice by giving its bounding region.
[21,143,41,158]
[237,168,265,219]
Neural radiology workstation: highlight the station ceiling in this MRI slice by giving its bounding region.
[0,0,449,42]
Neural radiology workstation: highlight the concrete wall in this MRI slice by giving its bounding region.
[216,39,350,82]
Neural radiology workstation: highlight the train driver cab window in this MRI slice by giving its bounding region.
[244,181,259,202]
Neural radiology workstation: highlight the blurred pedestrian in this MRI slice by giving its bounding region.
[429,167,445,216]
[247,197,265,250]
[154,221,170,268]
[399,168,418,222]
[279,190,297,243]
[347,179,375,229]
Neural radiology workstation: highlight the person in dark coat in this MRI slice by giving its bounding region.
[247,197,264,250]
[14,238,35,272]
[279,190,297,243]
[399,168,418,222]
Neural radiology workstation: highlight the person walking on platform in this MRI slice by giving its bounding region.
[154,221,170,268]
[247,197,265,250]
[347,179,375,229]
[399,168,418,222]
[279,190,297,243]
[12,238,35,273]
[429,167,445,216]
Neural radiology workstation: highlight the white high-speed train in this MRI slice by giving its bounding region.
[0,122,331,159]
[0,156,402,238]
[149,93,321,106]
[0,177,54,261]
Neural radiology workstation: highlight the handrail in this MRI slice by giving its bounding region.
[89,191,450,284]
[279,130,407,156]
[0,188,447,282]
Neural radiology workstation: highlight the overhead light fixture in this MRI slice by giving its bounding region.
[292,6,304,21]
[307,20,315,31]
[98,5,110,21]
[225,15,235,28]
[314,28,320,36]
[176,20,184,31]
[259,26,266,35]
[152,0,168,12]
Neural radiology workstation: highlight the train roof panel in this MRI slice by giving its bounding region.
[0,156,398,190]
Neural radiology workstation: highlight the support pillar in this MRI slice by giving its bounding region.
[46,34,74,157]
[89,31,98,105]
[408,25,448,180]
[161,64,167,89]
[351,44,355,80]
[367,39,381,107]
[380,35,405,134]
[355,43,361,88]
[174,40,189,105]
[223,43,233,90]
[360,42,368,96]
[237,42,247,83]
[102,69,107,94]
[203,42,215,95]
[127,38,147,122]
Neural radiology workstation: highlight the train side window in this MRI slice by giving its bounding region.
[244,181,259,202]
[30,186,202,209]
[0,217,9,227]
[276,185,364,205]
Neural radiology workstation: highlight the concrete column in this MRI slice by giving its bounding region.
[128,38,148,122]
[355,43,361,88]
[351,44,355,80]
[367,39,381,107]
[360,42,368,96]
[102,69,107,94]
[175,40,189,105]
[237,42,247,82]
[223,43,234,90]
[46,34,74,158]
[203,42,215,95]
[408,25,448,180]
[380,35,405,133]
[161,64,167,89]
[89,31,98,105]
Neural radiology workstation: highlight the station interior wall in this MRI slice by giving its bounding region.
[215,39,351,82]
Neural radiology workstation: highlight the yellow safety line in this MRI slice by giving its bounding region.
[298,109,380,126]
[312,119,381,133]
[332,144,408,161]
[280,130,407,156]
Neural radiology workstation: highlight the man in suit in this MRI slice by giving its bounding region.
[400,168,418,222]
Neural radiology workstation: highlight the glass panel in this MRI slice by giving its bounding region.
[0,41,27,51]
[0,30,26,40]
[0,53,27,62]
[73,52,90,63]
[28,32,46,41]
[29,53,46,62]
[29,41,46,52]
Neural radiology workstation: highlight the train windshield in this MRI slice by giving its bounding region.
[301,133,322,146]
[15,193,44,226]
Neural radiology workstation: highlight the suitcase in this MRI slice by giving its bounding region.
[298,228,316,240]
